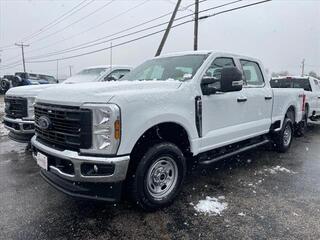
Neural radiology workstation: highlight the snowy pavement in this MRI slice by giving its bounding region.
[1,95,320,239]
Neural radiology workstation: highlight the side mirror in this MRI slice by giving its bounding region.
[119,74,125,79]
[220,67,243,92]
[201,77,220,95]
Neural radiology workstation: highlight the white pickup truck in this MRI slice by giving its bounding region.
[270,76,320,125]
[3,65,131,143]
[31,51,305,211]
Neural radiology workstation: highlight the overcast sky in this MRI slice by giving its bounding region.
[0,0,319,78]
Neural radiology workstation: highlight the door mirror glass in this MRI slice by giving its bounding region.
[220,67,243,92]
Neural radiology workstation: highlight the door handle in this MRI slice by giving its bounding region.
[265,96,272,100]
[237,97,247,103]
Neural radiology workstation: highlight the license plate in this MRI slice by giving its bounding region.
[36,152,48,170]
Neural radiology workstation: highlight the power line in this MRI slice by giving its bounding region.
[17,0,241,61]
[25,0,151,54]
[3,0,151,62]
[0,0,91,50]
[1,0,243,66]
[27,0,115,44]
[26,0,272,64]
[21,0,91,42]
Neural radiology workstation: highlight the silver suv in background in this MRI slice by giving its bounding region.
[3,65,132,143]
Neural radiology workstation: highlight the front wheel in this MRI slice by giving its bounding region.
[274,118,294,153]
[129,142,186,211]
[0,78,10,93]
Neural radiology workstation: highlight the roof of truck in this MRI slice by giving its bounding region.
[156,51,261,62]
[271,76,320,80]
[85,65,132,70]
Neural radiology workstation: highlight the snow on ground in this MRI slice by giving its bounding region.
[264,165,296,174]
[192,196,228,216]
[0,100,9,137]
[0,101,4,113]
[238,212,246,217]
[0,123,9,137]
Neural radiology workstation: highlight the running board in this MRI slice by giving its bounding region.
[199,139,270,165]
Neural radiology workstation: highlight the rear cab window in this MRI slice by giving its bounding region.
[270,77,312,91]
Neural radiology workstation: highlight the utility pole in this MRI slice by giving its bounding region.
[194,0,199,51]
[15,42,29,72]
[301,59,305,76]
[69,65,73,77]
[56,60,59,81]
[155,0,181,56]
[110,42,113,71]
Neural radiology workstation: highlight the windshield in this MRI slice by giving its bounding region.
[63,67,109,83]
[270,78,312,91]
[121,54,208,81]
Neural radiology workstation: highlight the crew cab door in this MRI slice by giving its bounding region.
[240,59,273,136]
[311,78,320,115]
[200,57,248,151]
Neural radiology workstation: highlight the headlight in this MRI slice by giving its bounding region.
[26,97,36,119]
[80,103,121,155]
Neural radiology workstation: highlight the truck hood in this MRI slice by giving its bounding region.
[36,80,182,106]
[5,84,57,98]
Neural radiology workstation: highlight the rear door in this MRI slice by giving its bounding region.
[312,78,320,115]
[239,59,273,136]
[292,78,315,115]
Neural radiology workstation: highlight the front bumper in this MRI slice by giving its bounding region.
[40,170,123,202]
[31,136,130,183]
[3,116,35,143]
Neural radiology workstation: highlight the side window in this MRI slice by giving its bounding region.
[314,80,320,92]
[204,57,235,91]
[117,69,130,79]
[105,69,130,81]
[240,60,264,86]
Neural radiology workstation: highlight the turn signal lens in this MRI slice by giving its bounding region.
[114,120,121,140]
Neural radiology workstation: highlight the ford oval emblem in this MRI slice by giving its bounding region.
[38,116,51,130]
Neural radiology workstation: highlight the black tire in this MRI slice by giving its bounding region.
[274,118,294,153]
[295,111,308,137]
[128,142,186,211]
[0,78,10,93]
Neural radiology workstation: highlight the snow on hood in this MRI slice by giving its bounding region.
[36,80,182,106]
[5,84,58,98]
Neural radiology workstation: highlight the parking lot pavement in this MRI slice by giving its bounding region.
[1,94,320,240]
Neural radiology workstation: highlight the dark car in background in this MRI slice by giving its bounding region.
[0,72,57,94]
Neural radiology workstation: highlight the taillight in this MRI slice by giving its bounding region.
[301,94,306,112]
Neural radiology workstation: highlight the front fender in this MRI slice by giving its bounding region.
[117,113,198,156]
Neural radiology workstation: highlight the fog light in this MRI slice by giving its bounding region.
[81,163,115,176]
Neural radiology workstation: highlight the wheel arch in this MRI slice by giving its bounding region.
[127,121,194,170]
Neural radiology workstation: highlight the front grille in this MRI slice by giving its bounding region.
[4,96,28,118]
[35,103,92,151]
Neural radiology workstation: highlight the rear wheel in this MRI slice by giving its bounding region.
[274,117,294,153]
[295,109,308,137]
[128,142,186,211]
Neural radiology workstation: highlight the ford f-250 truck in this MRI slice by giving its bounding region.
[3,65,131,143]
[270,76,320,128]
[31,51,305,211]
